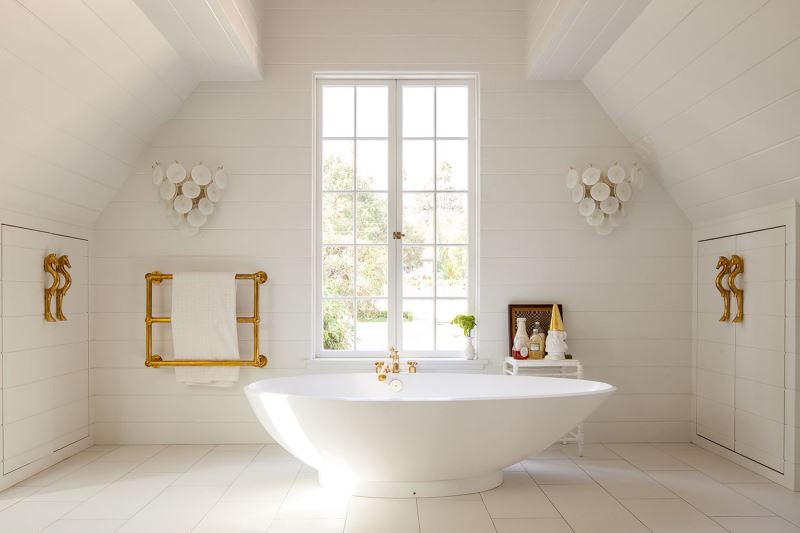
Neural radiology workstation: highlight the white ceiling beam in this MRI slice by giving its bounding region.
[134,0,263,81]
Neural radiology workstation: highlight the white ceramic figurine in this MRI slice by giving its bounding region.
[545,304,568,361]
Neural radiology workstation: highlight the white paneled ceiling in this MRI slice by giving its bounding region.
[0,0,197,225]
[525,0,650,80]
[584,0,800,222]
[134,0,263,81]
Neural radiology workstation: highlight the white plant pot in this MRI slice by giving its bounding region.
[463,336,476,360]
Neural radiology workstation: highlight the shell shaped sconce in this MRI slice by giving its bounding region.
[565,163,644,236]
[152,161,228,236]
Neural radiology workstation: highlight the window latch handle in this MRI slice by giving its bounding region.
[392,231,406,240]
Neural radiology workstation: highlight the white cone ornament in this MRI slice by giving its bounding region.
[545,304,568,361]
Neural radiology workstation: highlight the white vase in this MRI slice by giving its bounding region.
[463,336,475,360]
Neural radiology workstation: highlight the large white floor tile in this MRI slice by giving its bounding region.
[654,444,768,483]
[194,501,276,532]
[174,446,259,486]
[95,445,165,464]
[578,459,676,499]
[0,501,78,533]
[134,444,213,473]
[278,472,349,519]
[492,517,573,533]
[417,499,495,533]
[28,461,139,502]
[117,485,226,533]
[713,516,800,532]
[606,444,691,471]
[0,484,38,511]
[269,518,345,533]
[480,472,560,518]
[18,450,108,487]
[344,497,419,533]
[42,519,126,532]
[522,459,594,485]
[221,458,299,504]
[621,499,727,532]
[66,471,178,519]
[647,470,771,517]
[541,484,649,533]
[728,483,800,526]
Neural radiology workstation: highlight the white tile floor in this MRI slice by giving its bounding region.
[0,442,799,532]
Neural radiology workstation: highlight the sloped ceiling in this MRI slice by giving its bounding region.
[0,0,262,227]
[525,0,650,80]
[583,0,800,222]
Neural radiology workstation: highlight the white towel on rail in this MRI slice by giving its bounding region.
[172,272,240,386]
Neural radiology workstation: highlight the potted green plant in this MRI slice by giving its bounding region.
[451,314,477,359]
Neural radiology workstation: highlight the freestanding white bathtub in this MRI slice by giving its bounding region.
[245,373,614,497]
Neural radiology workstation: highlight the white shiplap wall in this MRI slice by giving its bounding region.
[0,0,196,227]
[92,0,693,444]
[584,0,800,223]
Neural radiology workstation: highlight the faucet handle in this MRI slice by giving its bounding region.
[374,361,383,373]
[407,361,417,373]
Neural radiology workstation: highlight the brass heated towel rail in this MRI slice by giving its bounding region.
[144,271,268,368]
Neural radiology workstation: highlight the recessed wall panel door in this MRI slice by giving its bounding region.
[733,227,785,473]
[1,225,89,474]
[696,236,736,449]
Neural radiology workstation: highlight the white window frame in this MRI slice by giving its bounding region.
[313,73,478,359]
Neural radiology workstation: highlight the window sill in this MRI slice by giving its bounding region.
[305,357,489,372]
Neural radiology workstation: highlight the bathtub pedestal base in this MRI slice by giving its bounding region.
[318,470,503,498]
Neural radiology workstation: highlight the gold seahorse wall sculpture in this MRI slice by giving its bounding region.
[715,256,731,322]
[43,253,59,322]
[43,253,72,322]
[56,255,72,321]
[728,254,744,323]
[715,254,744,323]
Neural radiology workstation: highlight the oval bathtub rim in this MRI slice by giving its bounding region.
[243,373,616,403]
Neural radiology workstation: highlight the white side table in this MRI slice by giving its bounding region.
[503,357,585,456]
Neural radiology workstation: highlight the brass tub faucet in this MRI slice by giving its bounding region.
[375,347,417,381]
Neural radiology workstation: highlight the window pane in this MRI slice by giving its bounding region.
[322,193,353,244]
[403,193,434,244]
[356,140,388,190]
[403,245,434,297]
[322,140,354,191]
[323,300,354,350]
[356,86,388,137]
[322,246,353,297]
[437,246,467,297]
[356,192,388,244]
[403,299,434,350]
[437,140,468,191]
[402,140,434,190]
[322,86,354,137]
[436,299,467,351]
[436,86,468,137]
[357,299,388,350]
[356,246,387,297]
[437,192,468,244]
[402,86,434,137]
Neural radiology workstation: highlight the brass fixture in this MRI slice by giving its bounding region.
[392,231,406,240]
[715,254,744,323]
[728,254,744,323]
[374,347,417,381]
[715,256,732,322]
[55,255,72,321]
[43,253,59,322]
[144,270,269,368]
